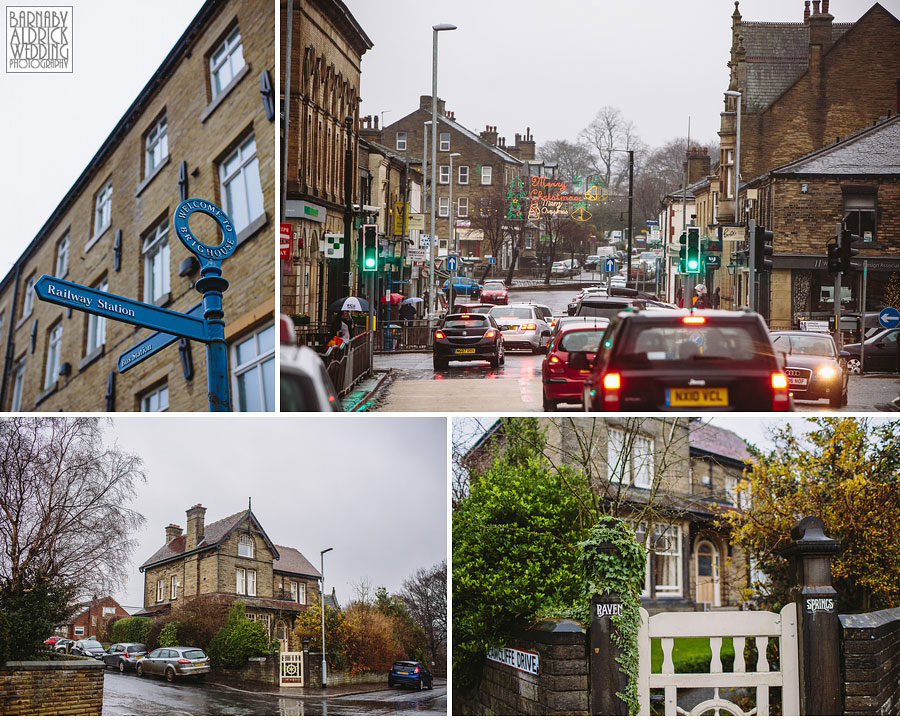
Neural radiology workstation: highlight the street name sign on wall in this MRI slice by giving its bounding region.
[36,198,238,411]
[486,647,540,675]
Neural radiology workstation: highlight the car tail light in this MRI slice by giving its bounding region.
[413,667,420,675]
[548,355,561,364]
[601,372,622,411]
[460,314,470,319]
[771,373,788,390]
[484,329,497,339]
[177,658,192,664]
[522,323,537,331]
[682,315,706,325]
[602,373,621,390]
[124,650,129,658]
[434,330,446,340]
[771,372,791,411]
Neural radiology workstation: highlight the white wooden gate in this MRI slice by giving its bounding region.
[637,604,799,716]
[280,651,304,687]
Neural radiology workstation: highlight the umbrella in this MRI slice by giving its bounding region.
[381,293,405,305]
[401,297,424,305]
[328,296,369,312]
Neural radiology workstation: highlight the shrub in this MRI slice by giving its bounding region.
[158,621,179,648]
[343,604,405,674]
[0,609,9,665]
[0,579,75,660]
[169,596,229,650]
[110,616,151,645]
[208,602,269,669]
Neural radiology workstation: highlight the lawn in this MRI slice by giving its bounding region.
[650,636,735,674]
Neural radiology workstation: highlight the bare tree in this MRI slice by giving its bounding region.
[465,183,511,282]
[400,561,447,668]
[0,418,145,597]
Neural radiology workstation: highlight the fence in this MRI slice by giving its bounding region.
[374,320,433,351]
[288,324,372,398]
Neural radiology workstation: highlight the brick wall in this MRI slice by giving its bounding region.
[841,607,900,715]
[454,619,589,716]
[0,660,104,715]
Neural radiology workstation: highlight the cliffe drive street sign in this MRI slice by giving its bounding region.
[35,198,238,411]
[486,647,540,675]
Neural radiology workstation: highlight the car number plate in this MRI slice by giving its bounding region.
[788,377,808,387]
[454,348,476,354]
[666,387,728,407]
[500,325,514,331]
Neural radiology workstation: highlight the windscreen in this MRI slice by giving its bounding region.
[490,307,533,320]
[444,317,489,328]
[558,330,606,352]
[483,283,504,291]
[578,303,631,319]
[778,335,836,356]
[183,649,207,660]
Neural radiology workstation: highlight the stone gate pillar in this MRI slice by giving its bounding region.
[589,590,629,715]
[781,516,841,716]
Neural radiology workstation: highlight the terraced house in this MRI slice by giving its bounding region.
[139,504,321,651]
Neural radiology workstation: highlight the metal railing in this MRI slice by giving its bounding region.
[288,324,372,398]
[374,320,434,351]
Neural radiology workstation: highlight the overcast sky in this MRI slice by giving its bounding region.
[106,417,447,608]
[348,0,900,156]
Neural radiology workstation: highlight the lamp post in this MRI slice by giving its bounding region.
[430,23,457,321]
[725,90,743,309]
[320,547,333,687]
[422,121,431,307]
[448,151,460,309]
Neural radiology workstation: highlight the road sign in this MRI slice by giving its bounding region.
[280,222,292,260]
[879,307,900,329]
[605,258,617,273]
[447,256,457,272]
[118,303,203,373]
[489,257,496,265]
[407,248,427,261]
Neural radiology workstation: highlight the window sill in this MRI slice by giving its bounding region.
[78,345,105,372]
[34,381,59,408]
[15,310,32,331]
[200,63,251,124]
[85,223,111,253]
[135,155,170,198]
[151,292,172,308]
[235,212,268,248]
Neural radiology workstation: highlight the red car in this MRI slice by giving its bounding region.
[44,636,67,646]
[542,324,609,411]
[479,281,508,305]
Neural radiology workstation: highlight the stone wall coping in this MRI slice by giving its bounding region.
[4,659,103,669]
[840,606,900,629]
[528,618,586,635]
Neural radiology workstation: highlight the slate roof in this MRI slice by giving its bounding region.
[273,545,321,579]
[140,510,248,569]
[689,421,752,464]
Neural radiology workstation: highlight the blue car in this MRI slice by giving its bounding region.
[388,660,433,690]
[442,276,481,297]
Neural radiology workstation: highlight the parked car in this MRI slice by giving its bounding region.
[489,304,552,353]
[70,639,106,659]
[842,326,900,374]
[770,331,849,408]
[136,646,210,682]
[54,639,74,654]
[388,660,433,691]
[433,313,504,370]
[280,316,341,411]
[542,324,610,411]
[577,310,792,412]
[44,636,67,647]
[479,280,508,305]
[442,276,482,297]
[550,261,569,277]
[102,642,147,673]
[584,255,601,270]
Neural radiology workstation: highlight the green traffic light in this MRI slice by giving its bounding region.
[687,260,699,271]
[364,256,376,269]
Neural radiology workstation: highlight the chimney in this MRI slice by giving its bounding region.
[686,146,711,185]
[808,2,834,55]
[419,95,446,116]
[479,124,498,146]
[165,524,182,544]
[517,127,536,161]
[812,0,820,13]
[185,504,206,550]
[804,1,810,22]
[373,115,379,130]
[822,0,829,13]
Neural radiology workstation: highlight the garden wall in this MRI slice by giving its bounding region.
[209,654,278,687]
[0,659,104,715]
[455,619,588,716]
[841,607,900,715]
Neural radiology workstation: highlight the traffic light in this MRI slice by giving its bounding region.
[361,224,378,272]
[827,242,841,273]
[753,224,774,272]
[678,231,687,273]
[686,226,701,273]
[839,228,860,273]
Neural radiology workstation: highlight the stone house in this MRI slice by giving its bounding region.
[0,0,275,412]
[139,504,321,651]
[66,596,130,640]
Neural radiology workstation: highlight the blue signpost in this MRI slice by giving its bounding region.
[35,198,238,411]
[447,256,457,272]
[605,257,617,274]
[879,307,900,329]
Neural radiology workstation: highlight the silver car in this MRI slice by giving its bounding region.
[489,304,552,353]
[136,646,210,682]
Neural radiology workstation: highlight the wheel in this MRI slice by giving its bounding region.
[427,678,433,690]
[542,393,557,412]
[136,663,145,678]
[388,678,394,688]
[417,679,423,691]
[118,660,126,673]
[490,353,500,368]
[165,666,176,683]
[828,390,844,409]
[499,346,505,365]
[433,357,448,371]
[847,356,861,374]
[542,334,551,353]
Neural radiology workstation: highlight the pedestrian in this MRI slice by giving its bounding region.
[339,310,353,342]
[712,286,721,309]
[399,301,415,326]
[676,285,684,308]
[693,284,710,309]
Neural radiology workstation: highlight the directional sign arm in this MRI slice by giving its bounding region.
[117,303,204,373]
[35,276,208,342]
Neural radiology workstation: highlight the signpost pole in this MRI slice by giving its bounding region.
[196,265,230,411]
[860,259,867,374]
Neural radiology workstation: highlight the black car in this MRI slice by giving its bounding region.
[388,660,433,691]
[70,639,106,659]
[842,326,899,374]
[102,642,147,672]
[577,310,792,412]
[770,331,848,408]
[433,313,504,370]
[571,295,646,319]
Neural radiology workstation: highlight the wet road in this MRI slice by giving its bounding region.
[102,671,447,716]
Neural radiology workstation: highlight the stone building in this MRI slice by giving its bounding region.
[281,0,372,322]
[0,0,275,412]
[139,504,321,652]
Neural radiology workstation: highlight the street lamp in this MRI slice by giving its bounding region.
[448,151,461,308]
[430,22,457,320]
[320,547,333,687]
[724,90,741,225]
[423,120,432,307]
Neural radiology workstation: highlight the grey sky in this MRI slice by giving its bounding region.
[348,0,900,161]
[105,417,447,609]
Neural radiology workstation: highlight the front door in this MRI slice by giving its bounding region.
[696,540,719,607]
[275,620,288,653]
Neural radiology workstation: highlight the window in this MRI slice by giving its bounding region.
[289,581,299,602]
[607,428,630,485]
[22,274,36,318]
[843,191,877,244]
[439,165,449,184]
[438,197,449,217]
[94,179,112,235]
[231,324,275,412]
[396,132,407,151]
[102,607,115,616]
[525,231,533,250]
[220,134,264,234]
[145,115,168,177]
[458,165,469,184]
[481,165,492,185]
[142,220,170,304]
[236,568,257,596]
[297,582,306,604]
[55,234,69,277]
[636,522,682,597]
[210,26,245,98]
[633,435,654,489]
[156,579,164,603]
[724,149,734,199]
[44,323,62,389]
[74,626,84,637]
[238,534,254,558]
[141,385,169,412]
[10,358,25,412]
[248,569,257,596]
[170,575,178,600]
[86,279,108,354]
[439,132,450,152]
[607,428,654,488]
[457,197,468,217]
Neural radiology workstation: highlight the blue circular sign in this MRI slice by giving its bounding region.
[879,307,900,329]
[173,198,237,262]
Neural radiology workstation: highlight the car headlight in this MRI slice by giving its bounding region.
[817,364,838,380]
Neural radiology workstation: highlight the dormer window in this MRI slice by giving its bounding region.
[238,533,254,558]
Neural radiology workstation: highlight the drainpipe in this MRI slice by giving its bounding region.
[0,262,23,409]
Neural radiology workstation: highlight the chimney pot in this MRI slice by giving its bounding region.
[812,0,820,14]
[822,0,829,13]
[165,523,183,544]
[804,0,810,22]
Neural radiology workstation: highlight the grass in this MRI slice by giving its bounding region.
[650,636,735,674]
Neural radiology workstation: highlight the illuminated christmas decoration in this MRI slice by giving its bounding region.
[507,177,527,219]
[570,202,592,222]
